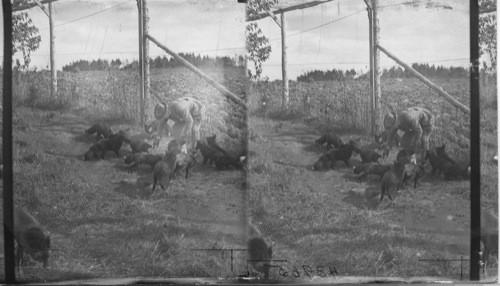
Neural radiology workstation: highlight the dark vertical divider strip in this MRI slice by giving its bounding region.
[2,0,16,282]
[469,0,480,281]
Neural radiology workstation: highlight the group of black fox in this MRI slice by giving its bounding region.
[313,131,470,202]
[83,122,247,192]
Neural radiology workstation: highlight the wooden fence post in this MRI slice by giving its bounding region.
[49,1,57,98]
[372,0,381,133]
[138,0,145,125]
[281,13,289,108]
[143,0,150,124]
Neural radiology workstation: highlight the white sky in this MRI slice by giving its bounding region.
[4,0,246,69]
[1,0,476,80]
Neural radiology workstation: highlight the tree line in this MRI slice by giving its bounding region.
[61,54,245,72]
[296,63,469,82]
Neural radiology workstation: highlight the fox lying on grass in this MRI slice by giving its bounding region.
[83,130,128,160]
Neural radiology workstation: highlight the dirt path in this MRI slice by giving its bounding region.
[249,117,469,251]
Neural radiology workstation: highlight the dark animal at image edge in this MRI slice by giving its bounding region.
[13,207,51,270]
[480,211,498,275]
[247,223,272,279]
[85,123,112,139]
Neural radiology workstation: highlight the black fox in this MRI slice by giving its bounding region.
[152,152,177,192]
[435,144,458,166]
[352,145,382,164]
[380,161,405,202]
[172,150,198,179]
[401,161,426,189]
[312,153,333,171]
[247,222,272,279]
[123,137,152,154]
[124,152,162,169]
[206,134,231,157]
[83,144,101,161]
[85,123,112,139]
[196,141,224,166]
[93,131,127,159]
[13,207,51,270]
[214,155,243,170]
[315,134,343,150]
[480,211,498,275]
[325,143,354,167]
[425,150,452,176]
[353,163,390,181]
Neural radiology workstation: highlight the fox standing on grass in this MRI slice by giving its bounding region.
[12,207,51,270]
[382,107,435,158]
[149,97,204,151]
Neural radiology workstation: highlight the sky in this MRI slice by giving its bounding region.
[256,0,471,80]
[4,0,246,69]
[1,0,477,80]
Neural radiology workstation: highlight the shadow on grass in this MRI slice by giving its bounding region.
[341,186,382,210]
[113,174,154,200]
